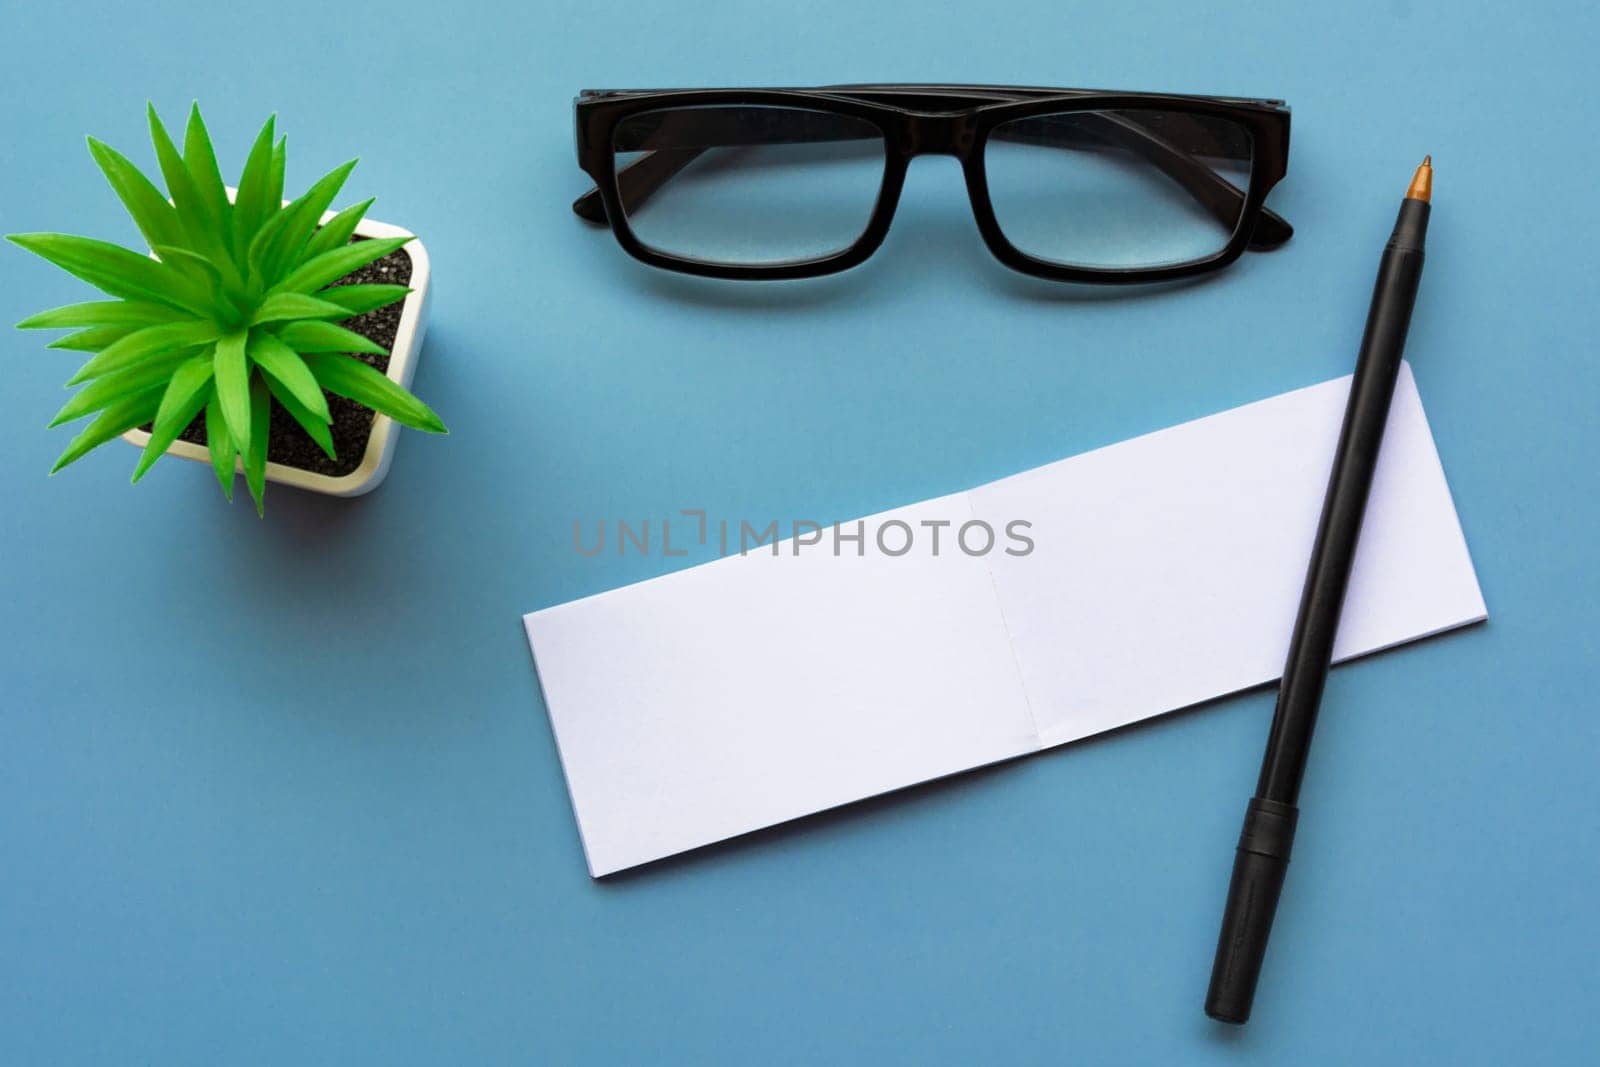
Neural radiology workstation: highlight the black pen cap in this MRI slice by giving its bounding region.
[1205,797,1298,1024]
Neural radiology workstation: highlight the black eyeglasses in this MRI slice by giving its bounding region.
[572,84,1293,283]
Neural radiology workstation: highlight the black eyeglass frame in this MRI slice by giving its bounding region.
[573,84,1293,283]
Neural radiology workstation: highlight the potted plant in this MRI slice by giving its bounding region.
[9,103,446,514]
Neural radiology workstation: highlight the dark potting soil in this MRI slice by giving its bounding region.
[164,242,415,478]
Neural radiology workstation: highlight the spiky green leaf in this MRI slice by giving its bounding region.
[271,235,410,296]
[151,244,222,282]
[205,397,236,500]
[18,300,186,330]
[148,244,237,312]
[302,352,446,433]
[50,386,164,474]
[8,233,213,314]
[267,138,286,215]
[49,349,193,427]
[147,105,213,246]
[49,326,138,352]
[249,330,329,421]
[259,160,357,284]
[244,374,271,516]
[86,137,185,250]
[264,373,336,461]
[250,292,349,325]
[274,319,386,355]
[302,197,374,260]
[213,330,252,455]
[240,138,291,290]
[313,284,410,317]
[133,355,214,481]
[231,115,278,252]
[146,105,239,282]
[68,320,218,384]
[182,104,231,241]
[246,207,297,286]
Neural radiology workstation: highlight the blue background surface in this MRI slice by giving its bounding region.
[3,1,1596,1062]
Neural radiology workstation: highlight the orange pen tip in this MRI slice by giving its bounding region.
[1407,156,1433,202]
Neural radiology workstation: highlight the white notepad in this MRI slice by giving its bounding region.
[525,364,1486,876]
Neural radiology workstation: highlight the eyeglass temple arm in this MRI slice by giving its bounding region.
[573,117,1293,250]
[1024,112,1294,249]
[573,147,701,224]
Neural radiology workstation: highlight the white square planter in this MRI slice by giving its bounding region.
[121,211,431,497]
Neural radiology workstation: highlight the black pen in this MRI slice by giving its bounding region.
[1204,157,1434,1025]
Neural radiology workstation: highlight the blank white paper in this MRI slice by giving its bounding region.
[525,363,1485,876]
[526,494,1038,877]
[977,362,1486,746]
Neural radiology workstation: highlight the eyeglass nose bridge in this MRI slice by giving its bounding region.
[897,112,980,158]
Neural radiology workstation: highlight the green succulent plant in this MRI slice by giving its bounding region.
[9,103,446,514]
